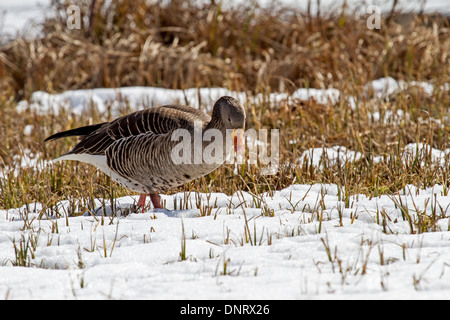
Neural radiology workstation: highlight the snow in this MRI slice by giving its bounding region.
[403,143,450,168]
[16,87,244,116]
[298,143,450,168]
[16,76,448,118]
[1,183,449,299]
[0,147,50,178]
[0,0,51,37]
[243,0,450,15]
[365,76,448,100]
[298,146,365,167]
[16,86,345,116]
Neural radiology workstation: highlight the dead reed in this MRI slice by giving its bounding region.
[1,0,448,96]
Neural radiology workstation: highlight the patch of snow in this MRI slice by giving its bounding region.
[0,0,52,38]
[23,124,34,136]
[0,148,51,178]
[297,143,449,169]
[292,88,341,105]
[16,87,248,116]
[213,0,450,15]
[298,146,364,168]
[16,86,344,116]
[402,143,449,167]
[365,76,443,100]
[0,183,449,299]
[16,77,448,120]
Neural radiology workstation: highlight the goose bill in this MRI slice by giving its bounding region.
[232,129,244,155]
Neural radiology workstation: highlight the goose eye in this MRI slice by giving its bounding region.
[228,116,231,122]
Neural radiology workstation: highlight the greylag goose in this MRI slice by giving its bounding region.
[44,96,245,212]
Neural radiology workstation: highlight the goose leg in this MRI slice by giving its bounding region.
[150,193,162,209]
[137,193,147,213]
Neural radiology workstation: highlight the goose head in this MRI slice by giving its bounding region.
[212,96,246,154]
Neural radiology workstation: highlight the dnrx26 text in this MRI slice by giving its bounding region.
[224,304,269,315]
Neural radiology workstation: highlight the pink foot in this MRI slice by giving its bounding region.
[150,193,162,209]
[137,193,146,213]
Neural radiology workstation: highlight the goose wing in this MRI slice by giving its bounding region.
[48,105,210,157]
[104,105,213,191]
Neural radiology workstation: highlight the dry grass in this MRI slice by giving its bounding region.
[1,0,449,96]
[0,0,448,213]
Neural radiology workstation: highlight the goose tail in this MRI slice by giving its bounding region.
[44,122,107,142]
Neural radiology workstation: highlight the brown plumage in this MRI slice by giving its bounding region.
[45,96,246,211]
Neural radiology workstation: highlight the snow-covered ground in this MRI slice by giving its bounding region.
[1,183,449,299]
[2,75,450,299]
[2,77,449,299]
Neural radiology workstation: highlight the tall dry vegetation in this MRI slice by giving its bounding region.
[1,0,448,97]
[0,0,448,212]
